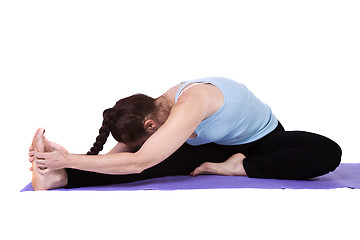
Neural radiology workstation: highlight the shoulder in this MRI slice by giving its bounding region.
[174,83,224,121]
[162,83,183,104]
[161,82,210,106]
[174,84,216,115]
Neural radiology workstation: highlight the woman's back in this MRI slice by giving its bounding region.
[168,77,278,145]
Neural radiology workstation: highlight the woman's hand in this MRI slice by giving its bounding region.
[34,142,70,170]
[28,145,35,171]
[28,129,55,171]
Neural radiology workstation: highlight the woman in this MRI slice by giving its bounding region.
[29,76,342,190]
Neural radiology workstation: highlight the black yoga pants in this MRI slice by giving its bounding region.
[65,121,342,188]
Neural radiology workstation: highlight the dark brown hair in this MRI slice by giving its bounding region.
[87,94,157,155]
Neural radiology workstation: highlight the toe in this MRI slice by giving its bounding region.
[191,162,215,176]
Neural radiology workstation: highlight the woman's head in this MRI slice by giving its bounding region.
[87,94,161,155]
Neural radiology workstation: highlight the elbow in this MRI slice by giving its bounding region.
[132,153,157,174]
[132,164,145,174]
[133,161,149,174]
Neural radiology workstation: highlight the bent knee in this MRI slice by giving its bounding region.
[330,142,342,171]
[322,137,342,172]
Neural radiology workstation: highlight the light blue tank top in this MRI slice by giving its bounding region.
[175,76,278,146]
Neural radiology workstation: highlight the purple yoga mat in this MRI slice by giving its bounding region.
[21,163,360,191]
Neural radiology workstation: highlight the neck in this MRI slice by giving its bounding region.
[154,95,173,126]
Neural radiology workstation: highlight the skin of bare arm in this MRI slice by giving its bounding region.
[34,89,210,175]
[29,134,134,190]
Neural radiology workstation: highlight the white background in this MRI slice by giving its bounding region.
[1,1,359,239]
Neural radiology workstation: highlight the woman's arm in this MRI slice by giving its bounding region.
[35,90,210,175]
[34,142,143,175]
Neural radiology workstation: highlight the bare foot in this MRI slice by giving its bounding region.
[31,128,68,190]
[190,153,247,177]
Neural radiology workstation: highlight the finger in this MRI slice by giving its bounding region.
[29,157,34,162]
[36,163,47,169]
[34,152,48,159]
[29,166,33,171]
[34,158,46,167]
[38,167,49,175]
[28,151,34,157]
[29,145,34,151]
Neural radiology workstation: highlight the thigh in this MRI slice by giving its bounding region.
[248,130,341,158]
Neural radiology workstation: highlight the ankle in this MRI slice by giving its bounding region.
[228,153,247,176]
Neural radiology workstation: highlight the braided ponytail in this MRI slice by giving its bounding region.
[86,108,114,155]
[87,93,158,155]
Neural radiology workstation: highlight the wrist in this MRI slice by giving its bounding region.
[64,153,75,168]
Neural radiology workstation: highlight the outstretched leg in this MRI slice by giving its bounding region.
[31,128,68,190]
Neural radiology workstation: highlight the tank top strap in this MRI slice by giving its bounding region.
[175,81,209,102]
